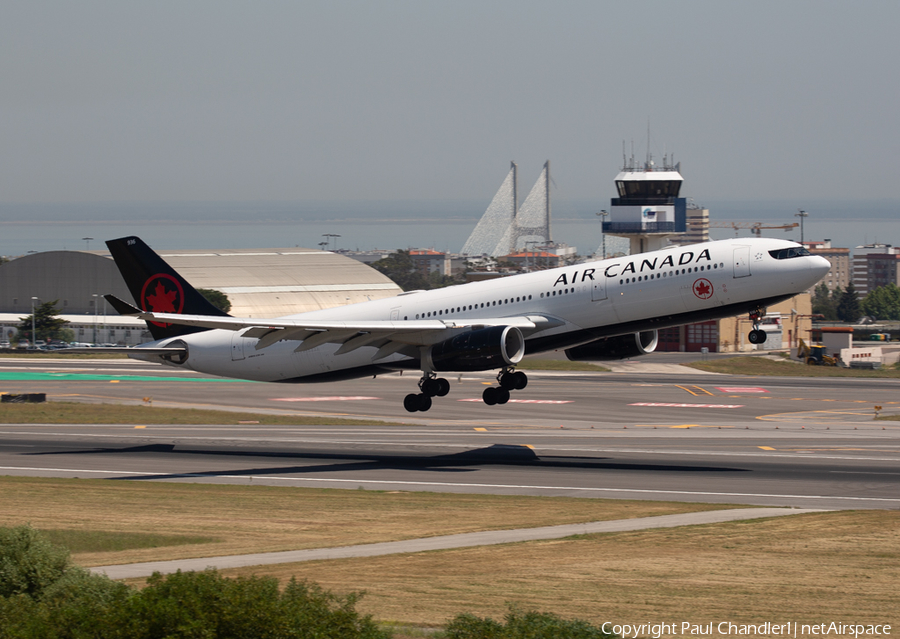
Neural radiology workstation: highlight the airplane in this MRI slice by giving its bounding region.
[99,235,830,412]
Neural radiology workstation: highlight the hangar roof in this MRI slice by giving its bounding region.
[0,247,401,318]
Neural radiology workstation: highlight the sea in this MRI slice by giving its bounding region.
[1,198,897,257]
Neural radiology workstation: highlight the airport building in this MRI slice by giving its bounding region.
[803,240,851,293]
[855,247,900,297]
[0,247,402,345]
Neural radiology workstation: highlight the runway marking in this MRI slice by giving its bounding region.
[458,399,573,404]
[0,465,897,504]
[272,397,380,402]
[666,424,705,429]
[830,471,900,476]
[630,403,744,409]
[474,428,487,432]
[757,409,883,422]
[633,424,733,429]
[676,385,714,396]
[758,446,775,450]
[716,387,768,393]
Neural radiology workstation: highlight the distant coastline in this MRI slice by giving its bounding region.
[1,199,897,257]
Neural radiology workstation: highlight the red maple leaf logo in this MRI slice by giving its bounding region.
[145,281,178,313]
[140,274,185,328]
[693,278,713,300]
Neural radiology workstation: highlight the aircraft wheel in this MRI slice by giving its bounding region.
[422,378,440,397]
[417,394,432,412]
[513,371,528,390]
[436,378,451,397]
[403,393,421,412]
[482,387,498,406]
[748,329,767,344]
[495,388,510,404]
[499,372,517,390]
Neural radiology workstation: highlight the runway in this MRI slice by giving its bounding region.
[1,357,898,510]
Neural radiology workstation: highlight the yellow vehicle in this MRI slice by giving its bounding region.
[797,338,838,366]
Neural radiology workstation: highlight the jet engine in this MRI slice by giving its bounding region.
[426,325,525,372]
[564,330,658,362]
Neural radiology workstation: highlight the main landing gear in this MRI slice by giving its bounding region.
[747,307,768,345]
[402,368,530,412]
[403,373,450,412]
[482,368,528,406]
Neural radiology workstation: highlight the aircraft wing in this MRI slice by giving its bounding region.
[104,295,563,357]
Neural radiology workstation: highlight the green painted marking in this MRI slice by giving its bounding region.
[0,372,246,383]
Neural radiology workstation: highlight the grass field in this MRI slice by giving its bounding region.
[2,477,896,633]
[223,510,899,631]
[685,356,900,378]
[0,476,728,567]
[0,401,397,425]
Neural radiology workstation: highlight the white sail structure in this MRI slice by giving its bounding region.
[506,160,551,252]
[460,163,517,256]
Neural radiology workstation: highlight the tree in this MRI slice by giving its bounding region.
[836,281,861,322]
[197,288,232,313]
[371,250,430,291]
[811,283,837,320]
[17,300,69,343]
[862,283,900,320]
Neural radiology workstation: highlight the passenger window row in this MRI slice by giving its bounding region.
[414,295,534,320]
[619,263,725,285]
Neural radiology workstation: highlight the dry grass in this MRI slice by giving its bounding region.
[686,356,900,378]
[216,510,900,632]
[0,401,395,425]
[0,476,728,567]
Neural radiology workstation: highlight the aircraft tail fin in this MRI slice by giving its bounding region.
[105,236,230,340]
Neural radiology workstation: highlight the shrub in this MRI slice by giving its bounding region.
[0,525,71,599]
[446,607,619,639]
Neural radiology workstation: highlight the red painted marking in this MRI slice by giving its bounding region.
[692,278,713,300]
[140,273,185,327]
[458,399,573,404]
[273,396,379,402]
[715,387,769,393]
[630,402,744,408]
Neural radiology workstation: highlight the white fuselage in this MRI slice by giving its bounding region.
[136,237,830,382]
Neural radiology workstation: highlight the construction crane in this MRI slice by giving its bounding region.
[708,221,799,237]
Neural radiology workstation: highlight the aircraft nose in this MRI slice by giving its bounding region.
[810,255,831,279]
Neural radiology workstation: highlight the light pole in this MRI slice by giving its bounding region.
[92,294,99,345]
[795,209,808,245]
[82,237,94,251]
[31,297,38,348]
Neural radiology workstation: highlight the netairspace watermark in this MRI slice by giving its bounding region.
[601,622,892,638]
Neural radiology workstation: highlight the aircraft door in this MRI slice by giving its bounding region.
[231,332,245,361]
[591,274,608,301]
[733,246,751,278]
[390,307,400,321]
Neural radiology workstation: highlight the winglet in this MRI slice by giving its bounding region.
[104,294,143,316]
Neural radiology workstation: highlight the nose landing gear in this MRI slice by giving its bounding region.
[747,307,768,344]
[403,373,450,412]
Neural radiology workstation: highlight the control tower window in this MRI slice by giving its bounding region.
[616,180,682,198]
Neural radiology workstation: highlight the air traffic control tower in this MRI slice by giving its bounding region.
[601,155,687,255]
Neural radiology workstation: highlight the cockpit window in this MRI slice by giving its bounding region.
[768,247,811,260]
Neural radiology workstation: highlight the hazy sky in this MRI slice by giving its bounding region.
[2,0,898,206]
